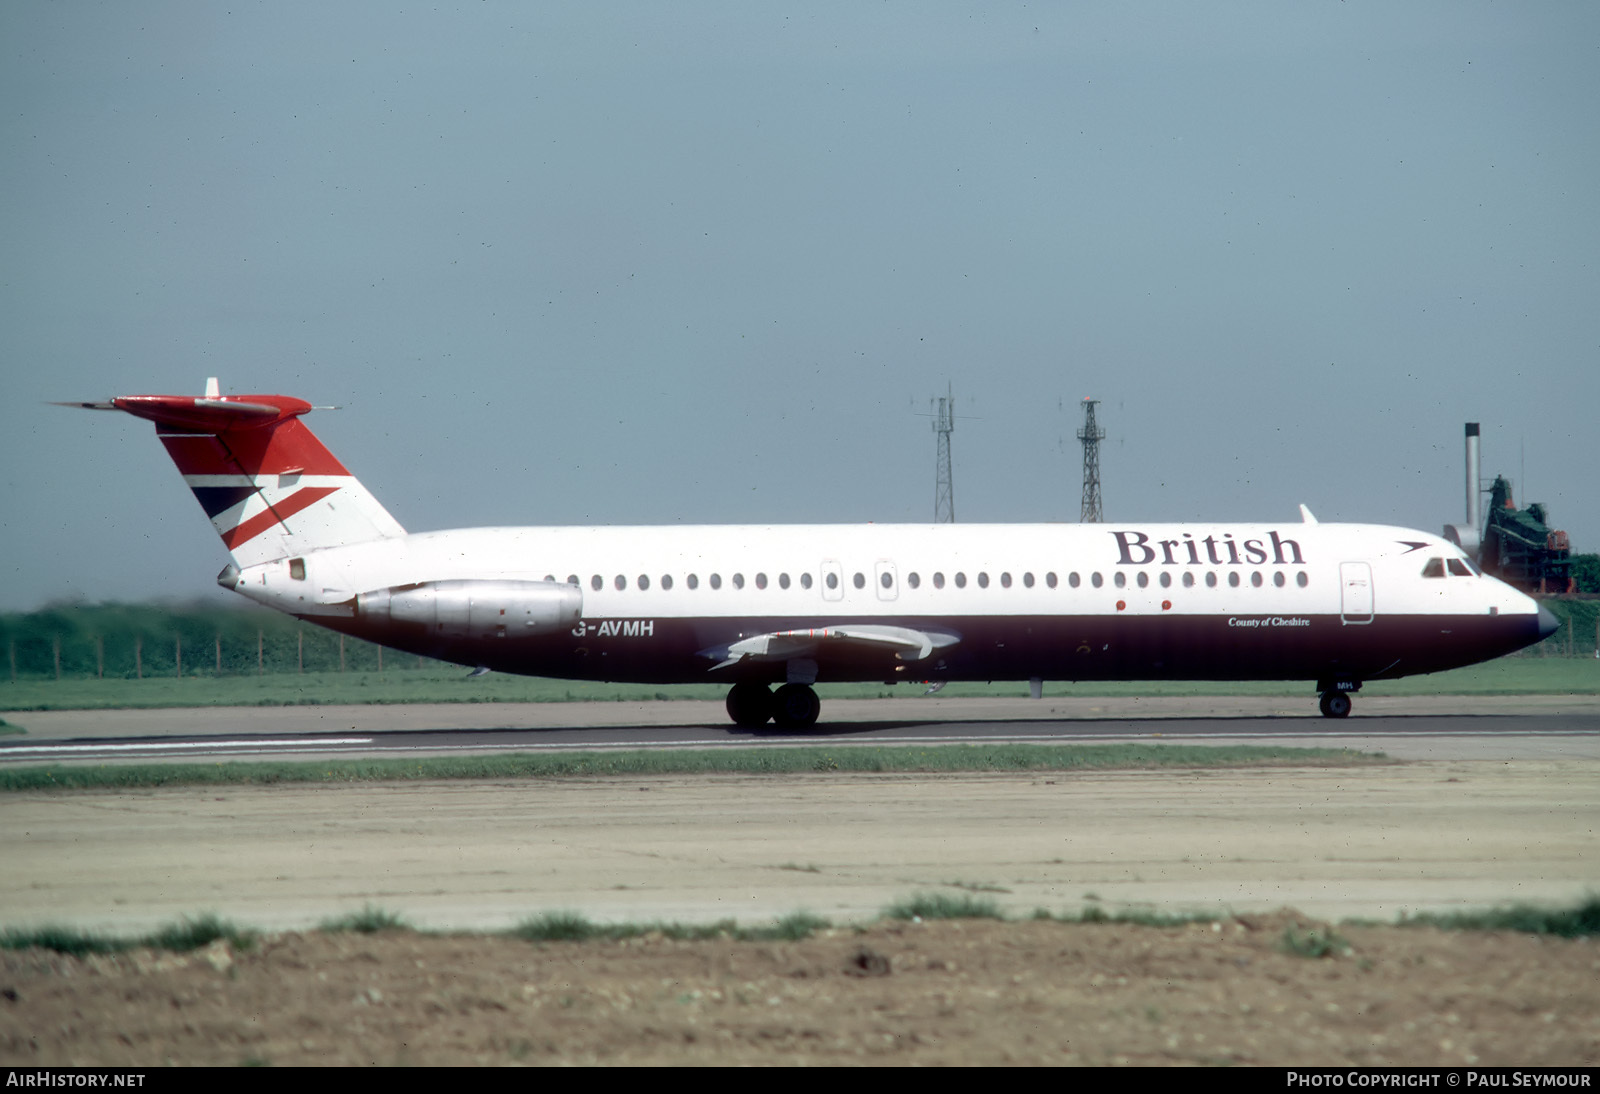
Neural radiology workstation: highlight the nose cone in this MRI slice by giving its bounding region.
[1536,603,1560,640]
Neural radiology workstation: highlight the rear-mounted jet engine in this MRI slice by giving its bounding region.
[357,579,582,639]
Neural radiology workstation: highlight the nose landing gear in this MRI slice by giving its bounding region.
[1316,679,1359,718]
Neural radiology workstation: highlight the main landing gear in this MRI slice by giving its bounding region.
[726,682,821,730]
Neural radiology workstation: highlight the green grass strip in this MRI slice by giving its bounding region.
[8,898,1598,959]
[0,742,1378,792]
[1396,898,1600,938]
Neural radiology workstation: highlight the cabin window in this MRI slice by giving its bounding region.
[825,572,838,590]
[907,572,920,589]
[1206,572,1218,588]
[1001,572,1013,588]
[955,572,968,588]
[543,574,555,582]
[288,558,306,581]
[661,575,673,590]
[1228,572,1241,588]
[1422,558,1447,578]
[880,571,893,589]
[1091,572,1103,588]
[755,573,767,590]
[1067,572,1079,588]
[1159,571,1172,588]
[1297,571,1308,587]
[1273,571,1286,587]
[1023,572,1034,588]
[1136,572,1149,588]
[638,574,650,591]
[1182,572,1194,588]
[801,572,814,589]
[1047,572,1059,588]
[933,572,946,589]
[615,575,627,591]
[591,575,603,591]
[710,573,723,590]
[1250,571,1263,587]
[687,573,699,590]
[1448,559,1473,577]
[1113,572,1126,589]
[779,573,791,589]
[567,574,579,587]
[853,572,865,589]
[732,573,745,590]
[977,572,990,589]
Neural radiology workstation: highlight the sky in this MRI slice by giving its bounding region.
[2,2,1596,611]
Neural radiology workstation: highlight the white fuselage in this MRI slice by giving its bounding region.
[224,520,1547,687]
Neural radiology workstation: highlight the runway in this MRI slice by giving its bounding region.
[4,694,1600,762]
[1,697,1596,933]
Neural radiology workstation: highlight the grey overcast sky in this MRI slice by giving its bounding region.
[2,2,1595,611]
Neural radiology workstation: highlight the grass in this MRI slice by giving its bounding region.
[509,910,833,944]
[9,896,1595,958]
[1395,897,1600,938]
[1,655,1594,712]
[0,741,1380,793]
[1,914,253,957]
[319,905,410,934]
[885,892,1006,921]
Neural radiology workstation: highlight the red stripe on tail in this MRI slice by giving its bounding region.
[218,486,340,549]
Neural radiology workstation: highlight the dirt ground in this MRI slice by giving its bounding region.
[3,914,1597,1066]
[2,759,1598,1066]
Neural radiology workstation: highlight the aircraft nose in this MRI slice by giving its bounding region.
[1536,603,1560,640]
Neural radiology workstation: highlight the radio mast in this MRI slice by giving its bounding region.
[933,386,955,523]
[1077,397,1105,523]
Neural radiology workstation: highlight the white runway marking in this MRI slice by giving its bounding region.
[2,738,373,755]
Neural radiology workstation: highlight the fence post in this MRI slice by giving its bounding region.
[136,635,143,680]
[97,635,104,679]
[339,634,345,673]
[258,629,264,676]
[175,636,182,679]
[216,633,222,675]
[298,629,303,674]
[53,636,60,680]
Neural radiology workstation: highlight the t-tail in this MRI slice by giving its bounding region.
[62,379,404,569]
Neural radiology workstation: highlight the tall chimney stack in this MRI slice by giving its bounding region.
[1465,423,1481,532]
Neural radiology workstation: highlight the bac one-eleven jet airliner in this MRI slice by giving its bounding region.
[66,381,1557,728]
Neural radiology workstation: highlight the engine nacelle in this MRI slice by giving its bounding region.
[357,579,582,639]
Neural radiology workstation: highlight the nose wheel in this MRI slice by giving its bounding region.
[1318,691,1353,719]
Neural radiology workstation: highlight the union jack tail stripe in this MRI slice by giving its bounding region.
[94,383,404,568]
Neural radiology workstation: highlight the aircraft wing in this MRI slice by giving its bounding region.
[703,624,960,671]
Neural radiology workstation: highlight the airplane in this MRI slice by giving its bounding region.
[64,380,1558,727]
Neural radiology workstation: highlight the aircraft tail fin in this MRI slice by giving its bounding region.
[72,380,405,568]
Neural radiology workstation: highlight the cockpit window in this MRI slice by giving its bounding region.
[1447,559,1473,577]
[1422,558,1446,578]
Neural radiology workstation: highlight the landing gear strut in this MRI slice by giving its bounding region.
[724,682,822,729]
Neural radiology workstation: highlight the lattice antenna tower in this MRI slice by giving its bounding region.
[1077,397,1106,523]
[933,385,956,523]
